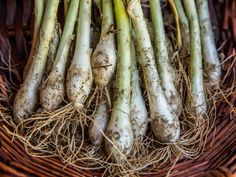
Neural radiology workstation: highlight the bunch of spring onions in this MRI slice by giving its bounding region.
[12,0,220,163]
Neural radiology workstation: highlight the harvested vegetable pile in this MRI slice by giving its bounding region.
[1,0,231,176]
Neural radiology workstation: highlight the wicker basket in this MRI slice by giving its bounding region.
[0,0,236,176]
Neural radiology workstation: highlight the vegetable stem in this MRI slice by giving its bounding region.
[23,0,45,78]
[91,0,116,86]
[64,0,70,16]
[196,0,221,88]
[130,39,148,139]
[127,0,180,143]
[150,0,182,117]
[44,23,61,76]
[66,0,93,109]
[13,0,60,119]
[89,0,116,145]
[183,0,207,116]
[173,0,190,56]
[40,0,79,111]
[105,0,133,162]
[89,94,109,145]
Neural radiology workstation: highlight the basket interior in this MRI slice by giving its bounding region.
[0,0,236,176]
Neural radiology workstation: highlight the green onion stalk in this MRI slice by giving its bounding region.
[66,0,93,110]
[40,0,80,111]
[183,0,207,116]
[196,0,221,88]
[44,23,61,77]
[13,0,60,120]
[105,0,133,162]
[23,0,45,78]
[130,38,148,139]
[127,0,180,143]
[89,0,117,145]
[173,0,190,56]
[150,0,182,117]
